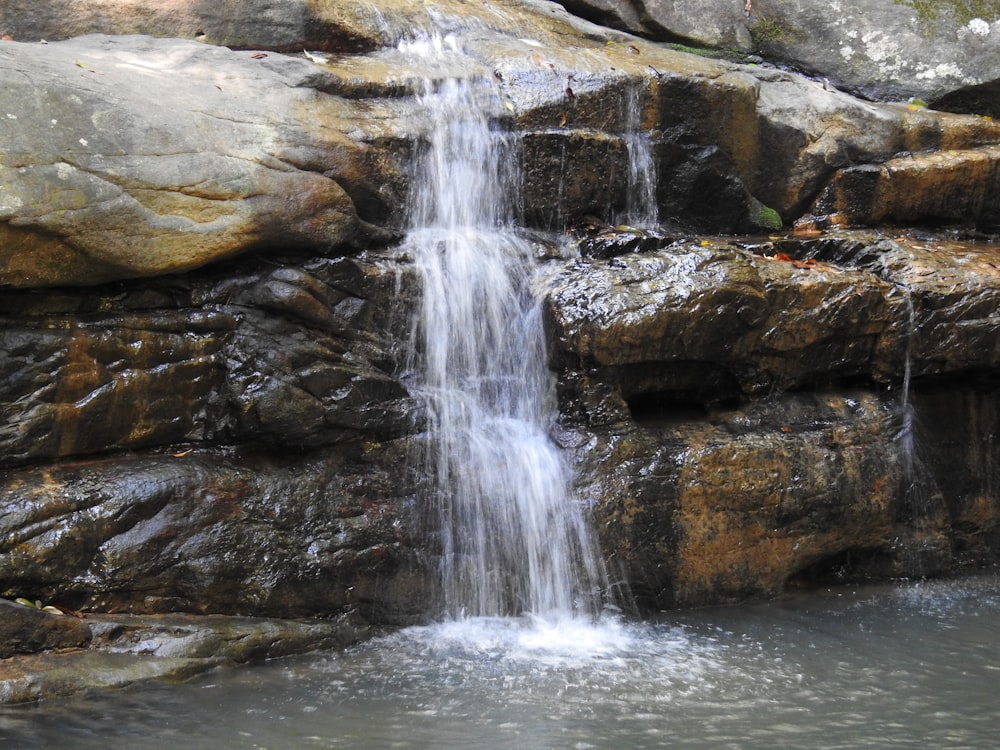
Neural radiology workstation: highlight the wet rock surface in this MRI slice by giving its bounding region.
[547,229,1000,608]
[0,251,409,463]
[0,599,92,659]
[0,609,369,704]
[0,448,427,622]
[549,230,1000,397]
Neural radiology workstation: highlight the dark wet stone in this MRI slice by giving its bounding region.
[0,611,369,704]
[0,598,92,658]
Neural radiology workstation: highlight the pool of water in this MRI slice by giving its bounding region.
[2,575,998,749]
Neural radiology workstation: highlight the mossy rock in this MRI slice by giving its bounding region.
[894,0,1000,25]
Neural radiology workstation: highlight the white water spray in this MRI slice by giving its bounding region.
[401,52,609,620]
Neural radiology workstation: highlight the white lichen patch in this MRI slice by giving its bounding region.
[915,62,965,81]
[968,18,991,36]
[859,30,905,76]
[840,44,855,61]
[861,30,902,63]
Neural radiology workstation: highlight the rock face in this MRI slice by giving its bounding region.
[0,35,372,287]
[0,247,427,622]
[547,230,1000,607]
[0,610,366,703]
[1,0,1000,692]
[4,1,1000,292]
[556,0,1000,115]
[748,0,1000,109]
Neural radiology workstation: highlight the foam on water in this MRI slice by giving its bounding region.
[4,577,1000,749]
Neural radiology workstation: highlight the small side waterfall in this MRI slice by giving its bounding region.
[401,55,609,620]
[898,290,917,477]
[618,84,658,228]
[892,287,949,573]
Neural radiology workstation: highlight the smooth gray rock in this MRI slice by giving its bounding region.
[556,0,1000,112]
[0,35,366,287]
[749,0,1000,108]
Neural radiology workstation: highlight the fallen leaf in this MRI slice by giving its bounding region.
[779,425,792,433]
[251,52,268,59]
[171,449,193,458]
[773,252,793,261]
[627,44,640,54]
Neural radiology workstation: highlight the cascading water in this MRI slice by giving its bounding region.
[400,40,609,620]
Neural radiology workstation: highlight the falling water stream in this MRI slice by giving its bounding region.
[619,83,658,229]
[400,55,607,620]
[4,34,1000,749]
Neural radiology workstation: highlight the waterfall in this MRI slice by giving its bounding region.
[401,56,609,620]
[619,84,658,228]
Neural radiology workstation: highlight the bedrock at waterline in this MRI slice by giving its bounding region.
[1,0,1000,698]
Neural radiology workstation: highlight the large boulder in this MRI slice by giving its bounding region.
[556,0,1000,115]
[747,0,1000,111]
[0,35,371,287]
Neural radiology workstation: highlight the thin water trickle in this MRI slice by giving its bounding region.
[400,47,609,620]
[898,288,916,476]
[618,84,658,228]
